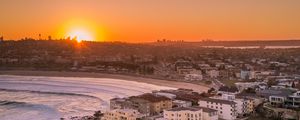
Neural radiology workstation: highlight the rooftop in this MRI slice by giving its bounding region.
[131,93,171,103]
[199,97,236,105]
[219,86,239,93]
[258,88,295,98]
[166,106,217,113]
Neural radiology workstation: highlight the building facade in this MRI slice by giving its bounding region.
[163,107,218,120]
[103,109,144,120]
[198,98,237,120]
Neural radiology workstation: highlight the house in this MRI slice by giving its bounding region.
[207,69,219,78]
[163,107,218,120]
[185,74,203,81]
[257,88,295,107]
[198,98,237,120]
[240,69,251,80]
[235,82,266,91]
[284,91,300,108]
[175,60,194,75]
[103,109,145,120]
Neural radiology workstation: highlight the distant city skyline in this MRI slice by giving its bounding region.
[1,0,300,42]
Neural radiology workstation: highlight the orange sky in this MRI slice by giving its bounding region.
[0,0,300,42]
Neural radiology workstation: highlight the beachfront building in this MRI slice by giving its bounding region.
[103,109,145,120]
[110,97,152,116]
[131,93,173,115]
[172,100,192,108]
[163,107,218,120]
[198,98,237,120]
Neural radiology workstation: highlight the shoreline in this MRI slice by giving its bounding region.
[0,70,210,93]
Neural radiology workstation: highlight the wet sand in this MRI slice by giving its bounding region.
[0,70,210,93]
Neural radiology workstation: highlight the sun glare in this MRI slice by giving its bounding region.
[57,19,105,42]
[66,28,94,42]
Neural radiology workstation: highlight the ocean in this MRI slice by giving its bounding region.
[0,75,173,120]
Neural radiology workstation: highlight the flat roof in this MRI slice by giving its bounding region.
[199,97,236,105]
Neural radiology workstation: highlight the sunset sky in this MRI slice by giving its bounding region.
[0,0,300,42]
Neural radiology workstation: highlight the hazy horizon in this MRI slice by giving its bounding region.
[1,0,300,42]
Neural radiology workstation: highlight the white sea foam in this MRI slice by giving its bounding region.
[0,75,174,120]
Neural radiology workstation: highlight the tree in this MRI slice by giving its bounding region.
[292,81,296,88]
[48,36,52,40]
[93,111,103,120]
[208,88,215,93]
[267,79,278,87]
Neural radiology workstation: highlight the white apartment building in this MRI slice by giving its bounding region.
[163,107,218,120]
[103,109,144,120]
[220,93,254,116]
[234,97,254,116]
[198,98,237,120]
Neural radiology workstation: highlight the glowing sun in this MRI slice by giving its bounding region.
[66,28,94,42]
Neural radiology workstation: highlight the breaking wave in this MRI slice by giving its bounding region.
[0,75,173,120]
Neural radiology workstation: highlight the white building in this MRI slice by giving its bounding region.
[163,107,218,120]
[235,82,266,91]
[198,98,237,120]
[219,90,255,117]
[240,70,251,80]
[286,91,300,108]
[154,92,176,99]
[234,97,254,116]
[103,109,145,120]
[172,100,192,108]
[208,70,219,78]
[185,74,203,81]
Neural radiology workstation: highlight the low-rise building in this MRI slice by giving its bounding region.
[103,109,144,120]
[198,98,237,120]
[172,100,192,108]
[208,69,219,78]
[131,93,173,115]
[163,107,218,120]
[185,74,203,81]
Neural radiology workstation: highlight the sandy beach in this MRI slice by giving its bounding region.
[0,70,210,93]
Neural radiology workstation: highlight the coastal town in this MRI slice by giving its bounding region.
[1,39,300,120]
